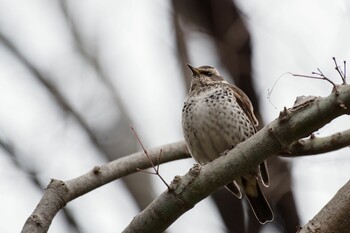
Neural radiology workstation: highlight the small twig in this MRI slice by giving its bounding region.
[291,69,337,90]
[157,149,163,173]
[333,57,346,84]
[267,72,291,109]
[130,126,171,190]
[130,126,155,168]
[344,61,347,84]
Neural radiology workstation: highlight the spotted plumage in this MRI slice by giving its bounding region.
[182,64,273,224]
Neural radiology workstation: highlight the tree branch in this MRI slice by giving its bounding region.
[21,142,190,233]
[122,85,350,233]
[298,180,350,233]
[284,129,350,156]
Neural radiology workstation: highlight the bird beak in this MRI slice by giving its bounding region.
[187,64,200,76]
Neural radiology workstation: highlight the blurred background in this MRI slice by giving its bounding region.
[1,0,350,232]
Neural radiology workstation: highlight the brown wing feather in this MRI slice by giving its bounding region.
[228,84,270,187]
[228,84,259,128]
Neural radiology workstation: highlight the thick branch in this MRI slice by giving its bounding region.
[298,180,350,233]
[122,85,350,233]
[21,142,190,233]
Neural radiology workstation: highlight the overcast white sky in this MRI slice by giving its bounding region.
[1,0,350,232]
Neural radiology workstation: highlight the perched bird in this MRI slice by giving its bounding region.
[182,64,273,224]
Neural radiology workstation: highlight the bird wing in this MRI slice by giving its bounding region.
[228,84,259,128]
[228,84,270,186]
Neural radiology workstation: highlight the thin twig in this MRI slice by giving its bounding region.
[291,69,337,90]
[154,149,170,188]
[130,126,171,190]
[157,149,163,173]
[267,72,291,109]
[130,126,156,168]
[333,57,346,84]
[344,60,347,84]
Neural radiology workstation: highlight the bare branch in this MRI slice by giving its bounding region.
[282,129,350,156]
[298,179,350,233]
[21,142,190,233]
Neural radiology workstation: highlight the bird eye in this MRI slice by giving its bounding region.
[204,71,213,77]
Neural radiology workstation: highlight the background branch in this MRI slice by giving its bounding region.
[59,0,155,211]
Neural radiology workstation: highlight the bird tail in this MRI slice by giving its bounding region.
[242,176,274,224]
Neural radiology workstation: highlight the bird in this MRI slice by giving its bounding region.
[182,64,274,224]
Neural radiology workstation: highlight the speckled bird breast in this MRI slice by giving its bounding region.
[182,84,256,164]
